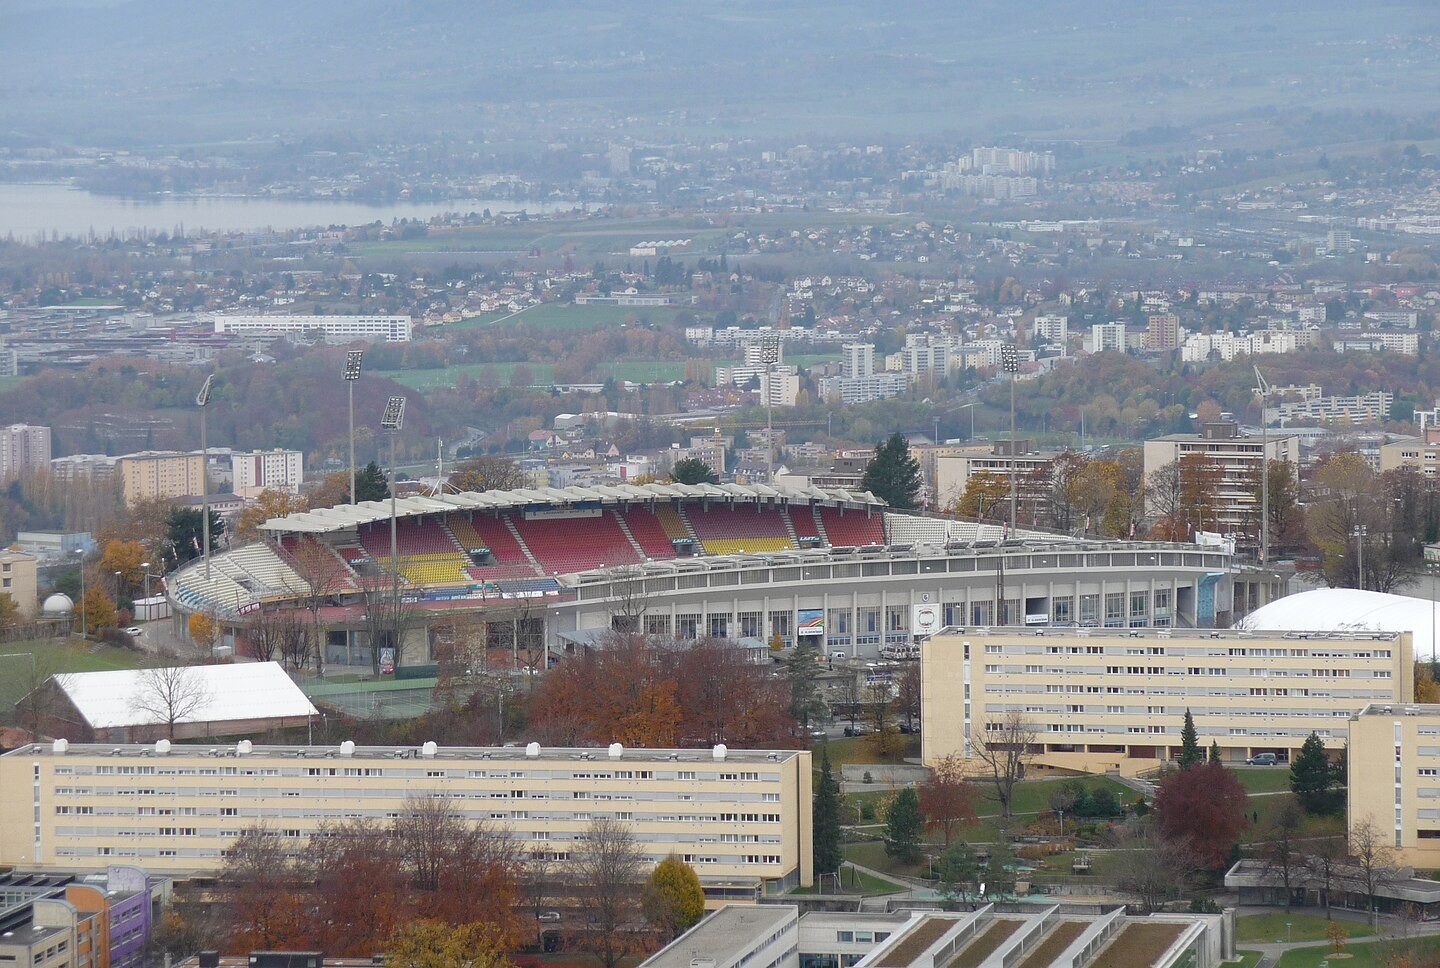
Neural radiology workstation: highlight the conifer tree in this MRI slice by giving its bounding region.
[813,748,843,878]
[884,787,925,864]
[861,432,923,510]
[1290,732,1342,814]
[1178,709,1202,769]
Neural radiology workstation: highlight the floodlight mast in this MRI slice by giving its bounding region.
[381,396,407,667]
[195,374,215,581]
[344,351,365,506]
[1254,365,1271,566]
[1001,345,1019,534]
[762,336,780,484]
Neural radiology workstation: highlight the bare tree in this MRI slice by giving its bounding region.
[1302,818,1349,919]
[522,854,554,949]
[895,662,921,732]
[606,565,651,635]
[289,538,351,676]
[218,825,303,950]
[129,663,210,740]
[573,818,646,968]
[1109,818,1193,913]
[1349,817,1400,927]
[972,710,1037,821]
[1260,797,1307,912]
[241,608,307,666]
[355,559,424,677]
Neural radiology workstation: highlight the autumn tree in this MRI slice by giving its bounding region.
[447,455,526,493]
[641,855,705,942]
[949,471,1010,520]
[0,593,19,628]
[574,818,646,968]
[918,754,979,848]
[219,826,305,950]
[1148,454,1221,541]
[1152,761,1248,870]
[78,584,117,634]
[188,611,220,657]
[304,819,406,953]
[240,608,307,665]
[234,489,308,544]
[289,537,351,674]
[895,662,921,733]
[385,921,513,968]
[973,711,1036,820]
[99,539,148,598]
[129,663,210,740]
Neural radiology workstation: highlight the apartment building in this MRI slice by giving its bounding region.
[0,424,52,480]
[0,741,812,897]
[1379,428,1440,478]
[212,314,413,343]
[1146,313,1181,352]
[1142,423,1299,535]
[1350,703,1440,868]
[0,550,38,619]
[922,628,1412,776]
[933,440,1065,516]
[1090,322,1127,353]
[230,449,304,498]
[1032,314,1069,353]
[117,452,206,505]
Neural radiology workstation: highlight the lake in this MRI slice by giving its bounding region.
[0,182,577,241]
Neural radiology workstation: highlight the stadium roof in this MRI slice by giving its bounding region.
[259,482,885,535]
[1241,587,1437,658]
[52,661,318,730]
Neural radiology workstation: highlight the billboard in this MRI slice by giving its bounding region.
[912,603,942,637]
[797,608,825,637]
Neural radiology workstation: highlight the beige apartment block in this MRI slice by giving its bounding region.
[0,549,38,619]
[1349,703,1440,868]
[0,741,812,897]
[922,627,1411,776]
[118,452,205,505]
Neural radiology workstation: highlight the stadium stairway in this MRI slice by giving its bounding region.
[611,512,650,560]
[810,505,830,546]
[504,515,544,573]
[781,508,801,546]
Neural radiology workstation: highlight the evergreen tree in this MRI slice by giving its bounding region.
[669,457,720,485]
[165,508,224,565]
[813,748,843,878]
[1208,741,1222,765]
[785,637,828,729]
[1290,732,1342,814]
[884,787,924,864]
[861,432,923,510]
[355,461,390,502]
[1178,709,1202,769]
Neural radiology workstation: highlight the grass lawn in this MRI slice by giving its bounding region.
[1239,791,1303,844]
[374,361,556,390]
[1271,936,1440,968]
[1226,953,1262,968]
[813,734,921,768]
[498,302,672,331]
[843,840,929,883]
[1236,913,1374,945]
[792,858,909,896]
[1233,766,1294,794]
[0,637,145,714]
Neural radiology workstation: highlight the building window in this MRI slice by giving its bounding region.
[1079,594,1099,625]
[1052,596,1073,625]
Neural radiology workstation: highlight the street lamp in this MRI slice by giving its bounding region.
[140,562,151,605]
[381,395,407,668]
[957,402,976,441]
[196,373,216,582]
[1353,525,1368,591]
[343,350,365,505]
[1000,345,1019,533]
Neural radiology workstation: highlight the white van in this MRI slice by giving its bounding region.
[830,650,848,661]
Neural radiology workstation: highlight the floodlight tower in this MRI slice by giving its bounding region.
[344,350,365,505]
[196,373,215,581]
[1000,345,1019,533]
[761,336,780,484]
[1254,365,1271,565]
[381,395,407,655]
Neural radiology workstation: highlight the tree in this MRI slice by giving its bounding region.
[165,507,224,565]
[1152,761,1248,870]
[669,457,719,485]
[355,461,391,502]
[573,818,646,968]
[861,432,922,509]
[1208,741,1222,765]
[219,826,304,950]
[241,608,307,665]
[99,539,147,596]
[785,637,828,729]
[1048,784,1079,837]
[289,537,352,674]
[1110,819,1192,913]
[972,710,1036,820]
[1302,816,1348,919]
[1260,797,1307,912]
[895,662,921,733]
[1348,817,1399,927]
[384,921,513,968]
[1291,732,1343,814]
[1177,709,1202,769]
[813,747,843,881]
[918,754,979,848]
[129,663,210,740]
[949,471,1009,520]
[884,787,924,864]
[79,585,117,634]
[0,593,19,628]
[936,843,982,907]
[188,611,220,657]
[234,490,308,544]
[641,855,705,942]
[447,455,526,494]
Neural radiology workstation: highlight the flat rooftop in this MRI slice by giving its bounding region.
[2,741,804,765]
[1357,702,1440,718]
[931,626,1400,643]
[643,904,795,968]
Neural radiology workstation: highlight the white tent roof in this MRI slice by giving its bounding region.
[1241,587,1437,658]
[54,661,317,730]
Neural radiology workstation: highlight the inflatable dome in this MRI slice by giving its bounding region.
[1241,587,1437,658]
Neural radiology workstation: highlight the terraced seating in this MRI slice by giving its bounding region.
[454,515,535,572]
[819,506,886,546]
[225,543,311,596]
[884,515,950,546]
[465,564,543,582]
[359,517,462,559]
[786,505,822,542]
[376,553,469,587]
[654,503,693,541]
[620,507,678,559]
[512,511,640,575]
[688,504,794,556]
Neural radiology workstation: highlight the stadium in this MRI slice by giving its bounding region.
[161,483,1274,672]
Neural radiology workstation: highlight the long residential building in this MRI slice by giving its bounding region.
[116,451,205,505]
[211,314,413,342]
[921,627,1412,776]
[0,423,52,480]
[1142,422,1299,536]
[0,740,812,900]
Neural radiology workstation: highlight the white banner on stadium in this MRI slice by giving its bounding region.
[912,603,942,637]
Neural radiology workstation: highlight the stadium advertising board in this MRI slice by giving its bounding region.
[797,608,825,636]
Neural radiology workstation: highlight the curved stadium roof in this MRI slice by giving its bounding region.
[1242,587,1439,658]
[258,481,886,535]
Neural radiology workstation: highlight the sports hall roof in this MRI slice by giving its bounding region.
[51,661,318,730]
[258,482,884,535]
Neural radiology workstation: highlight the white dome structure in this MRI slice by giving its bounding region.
[41,593,74,616]
[1241,587,1438,658]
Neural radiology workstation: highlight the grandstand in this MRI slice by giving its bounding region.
[164,482,1265,668]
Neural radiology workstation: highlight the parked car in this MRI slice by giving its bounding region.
[1246,752,1279,766]
[123,626,144,637]
[830,650,848,661]
[843,724,871,737]
[537,911,561,922]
